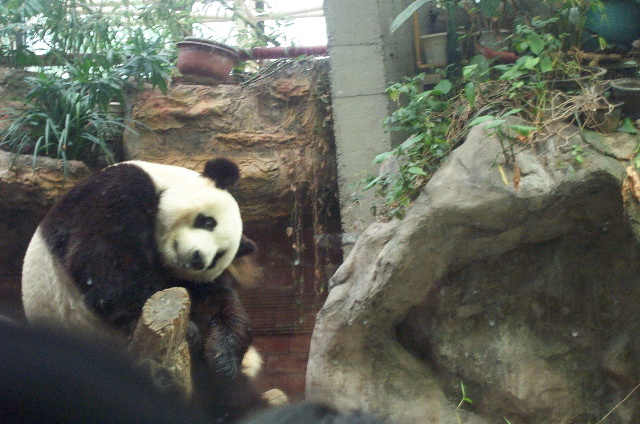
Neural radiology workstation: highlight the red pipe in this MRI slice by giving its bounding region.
[238,45,328,60]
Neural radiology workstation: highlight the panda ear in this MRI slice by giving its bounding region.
[236,235,257,258]
[202,158,240,189]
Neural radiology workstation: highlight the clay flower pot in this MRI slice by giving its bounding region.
[176,38,239,80]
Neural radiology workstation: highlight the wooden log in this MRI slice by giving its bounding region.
[129,287,193,397]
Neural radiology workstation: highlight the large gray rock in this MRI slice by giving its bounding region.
[306,121,640,424]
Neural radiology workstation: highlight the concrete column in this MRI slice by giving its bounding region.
[323,0,416,250]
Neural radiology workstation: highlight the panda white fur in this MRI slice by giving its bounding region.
[21,158,266,420]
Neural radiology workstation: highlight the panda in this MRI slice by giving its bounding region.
[21,158,266,421]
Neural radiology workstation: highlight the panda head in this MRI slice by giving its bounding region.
[147,158,247,283]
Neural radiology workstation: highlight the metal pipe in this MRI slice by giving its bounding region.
[239,45,328,60]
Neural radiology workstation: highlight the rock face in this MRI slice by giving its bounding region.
[306,121,640,424]
[125,59,337,223]
[0,151,90,277]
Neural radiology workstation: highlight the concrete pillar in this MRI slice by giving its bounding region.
[323,0,416,250]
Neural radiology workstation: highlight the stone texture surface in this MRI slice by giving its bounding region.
[125,58,337,223]
[306,121,640,424]
[0,150,90,276]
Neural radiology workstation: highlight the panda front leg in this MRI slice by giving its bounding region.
[203,289,252,380]
[188,278,252,380]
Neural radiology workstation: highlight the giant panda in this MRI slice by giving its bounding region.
[21,158,266,421]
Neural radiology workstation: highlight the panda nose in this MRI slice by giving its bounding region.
[190,251,205,270]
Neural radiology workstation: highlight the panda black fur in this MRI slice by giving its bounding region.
[21,158,266,420]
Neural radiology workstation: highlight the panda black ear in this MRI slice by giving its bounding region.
[203,158,240,189]
[236,235,257,257]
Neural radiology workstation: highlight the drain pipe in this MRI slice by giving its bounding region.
[239,45,328,60]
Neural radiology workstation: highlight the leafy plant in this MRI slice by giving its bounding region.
[0,72,128,169]
[456,381,474,424]
[115,29,173,94]
[363,75,453,218]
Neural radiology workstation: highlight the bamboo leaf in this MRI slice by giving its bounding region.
[486,119,507,129]
[390,0,433,33]
[468,115,496,127]
[373,151,393,164]
[407,166,428,176]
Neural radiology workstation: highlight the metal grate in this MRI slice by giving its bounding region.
[239,287,326,335]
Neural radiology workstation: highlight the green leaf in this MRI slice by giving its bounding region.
[433,79,452,95]
[539,56,553,73]
[479,0,501,18]
[499,68,527,80]
[522,56,540,70]
[407,166,428,176]
[502,108,522,117]
[618,117,638,134]
[508,124,537,136]
[463,64,478,80]
[527,33,545,55]
[373,151,393,164]
[399,134,422,150]
[486,119,507,129]
[390,0,433,33]
[464,82,476,108]
[364,174,386,191]
[468,115,496,127]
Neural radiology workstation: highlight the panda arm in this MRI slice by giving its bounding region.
[67,227,165,327]
[41,164,166,328]
[190,277,252,380]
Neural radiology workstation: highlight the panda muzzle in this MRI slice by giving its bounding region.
[190,250,226,271]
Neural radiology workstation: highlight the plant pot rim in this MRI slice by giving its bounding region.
[177,38,239,58]
[610,78,640,91]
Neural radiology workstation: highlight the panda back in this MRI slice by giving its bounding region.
[22,163,164,333]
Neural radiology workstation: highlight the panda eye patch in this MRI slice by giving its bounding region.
[194,214,217,231]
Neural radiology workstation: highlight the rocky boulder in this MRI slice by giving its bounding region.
[306,121,640,424]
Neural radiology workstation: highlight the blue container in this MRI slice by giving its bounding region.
[586,0,640,47]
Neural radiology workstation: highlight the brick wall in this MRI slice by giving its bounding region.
[252,334,313,401]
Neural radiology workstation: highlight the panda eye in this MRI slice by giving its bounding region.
[194,214,217,231]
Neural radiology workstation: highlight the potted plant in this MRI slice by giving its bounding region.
[176,37,240,81]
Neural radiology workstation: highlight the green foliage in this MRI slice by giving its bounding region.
[0,0,289,170]
[115,29,173,94]
[0,73,128,169]
[369,0,620,221]
[456,381,474,424]
[364,74,453,218]
[493,18,569,81]
[618,118,638,134]
[570,144,584,164]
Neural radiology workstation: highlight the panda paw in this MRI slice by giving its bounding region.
[205,337,242,380]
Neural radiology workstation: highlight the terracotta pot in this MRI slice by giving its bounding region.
[176,38,239,80]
